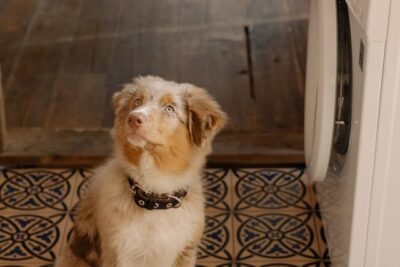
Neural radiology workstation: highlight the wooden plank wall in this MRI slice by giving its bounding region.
[1,0,309,128]
[0,66,5,152]
[0,0,309,165]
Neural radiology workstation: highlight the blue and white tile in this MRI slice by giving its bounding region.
[203,169,232,214]
[0,169,77,214]
[0,211,67,265]
[232,211,321,265]
[197,212,234,266]
[0,169,77,265]
[235,261,330,266]
[232,168,314,213]
[198,169,234,265]
[0,167,329,266]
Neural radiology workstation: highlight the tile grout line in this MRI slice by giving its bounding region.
[228,168,237,262]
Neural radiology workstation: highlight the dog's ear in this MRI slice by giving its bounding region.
[112,91,122,112]
[186,86,227,147]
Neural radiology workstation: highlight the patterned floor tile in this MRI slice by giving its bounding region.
[232,211,321,264]
[0,169,76,266]
[232,169,314,214]
[0,211,68,266]
[203,169,233,214]
[235,260,331,266]
[0,169,77,214]
[0,167,330,266]
[198,169,234,265]
[313,209,331,267]
[197,212,234,264]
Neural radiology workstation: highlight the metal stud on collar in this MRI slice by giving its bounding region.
[167,195,183,208]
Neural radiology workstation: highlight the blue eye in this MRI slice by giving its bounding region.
[165,105,174,113]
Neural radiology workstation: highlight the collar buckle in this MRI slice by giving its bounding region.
[128,183,137,196]
[127,176,187,210]
[167,195,183,208]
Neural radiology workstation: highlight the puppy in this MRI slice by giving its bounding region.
[56,76,227,267]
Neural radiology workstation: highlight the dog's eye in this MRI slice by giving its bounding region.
[134,99,142,106]
[165,105,175,113]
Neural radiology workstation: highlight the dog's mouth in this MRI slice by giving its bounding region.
[126,132,163,148]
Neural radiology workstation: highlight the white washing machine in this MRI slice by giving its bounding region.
[305,0,400,266]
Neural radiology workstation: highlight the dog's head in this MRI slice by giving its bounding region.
[112,76,227,174]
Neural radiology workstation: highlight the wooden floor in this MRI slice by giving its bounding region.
[0,0,309,166]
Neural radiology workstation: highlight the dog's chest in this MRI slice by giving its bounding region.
[114,208,197,265]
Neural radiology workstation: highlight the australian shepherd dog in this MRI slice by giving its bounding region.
[56,76,227,267]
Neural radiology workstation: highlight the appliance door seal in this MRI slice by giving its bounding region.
[304,0,338,181]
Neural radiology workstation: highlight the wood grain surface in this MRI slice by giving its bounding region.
[0,0,309,165]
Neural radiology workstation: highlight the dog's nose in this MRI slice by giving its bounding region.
[127,113,146,128]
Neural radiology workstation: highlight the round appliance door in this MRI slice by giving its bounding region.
[304,0,338,181]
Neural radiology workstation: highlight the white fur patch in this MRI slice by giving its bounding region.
[113,209,199,267]
[132,106,151,117]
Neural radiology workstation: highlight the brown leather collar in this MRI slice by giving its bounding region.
[127,177,187,210]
